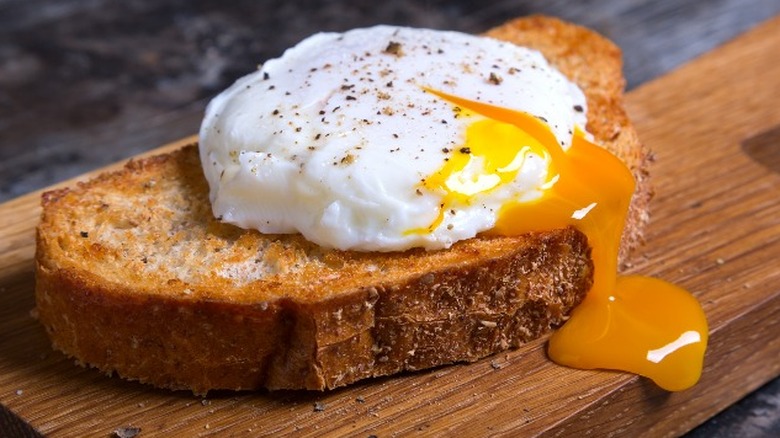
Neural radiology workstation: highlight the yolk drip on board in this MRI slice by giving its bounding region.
[423,88,708,391]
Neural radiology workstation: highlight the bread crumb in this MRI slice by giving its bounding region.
[383,41,403,56]
[488,72,503,85]
[313,401,326,412]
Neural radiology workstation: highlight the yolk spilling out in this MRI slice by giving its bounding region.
[423,88,708,391]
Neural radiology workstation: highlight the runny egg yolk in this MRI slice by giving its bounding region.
[414,104,550,233]
[423,88,708,391]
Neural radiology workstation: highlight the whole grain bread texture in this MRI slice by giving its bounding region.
[35,15,652,393]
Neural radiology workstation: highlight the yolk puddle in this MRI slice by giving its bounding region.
[424,88,708,391]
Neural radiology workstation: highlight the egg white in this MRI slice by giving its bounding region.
[199,25,588,251]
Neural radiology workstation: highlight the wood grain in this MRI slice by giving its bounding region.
[1,15,779,437]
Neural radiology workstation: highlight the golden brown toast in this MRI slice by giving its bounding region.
[34,15,652,393]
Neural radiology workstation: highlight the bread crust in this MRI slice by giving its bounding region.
[35,16,650,392]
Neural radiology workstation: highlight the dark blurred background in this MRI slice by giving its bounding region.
[2,0,780,201]
[0,1,778,435]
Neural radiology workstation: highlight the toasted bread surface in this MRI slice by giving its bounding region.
[35,16,651,392]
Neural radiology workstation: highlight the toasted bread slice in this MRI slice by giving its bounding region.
[35,16,651,393]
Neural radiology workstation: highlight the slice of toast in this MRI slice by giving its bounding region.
[35,15,652,393]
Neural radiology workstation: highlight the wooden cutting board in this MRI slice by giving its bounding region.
[1,16,779,437]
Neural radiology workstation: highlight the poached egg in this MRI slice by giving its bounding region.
[199,25,708,392]
[199,25,586,252]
